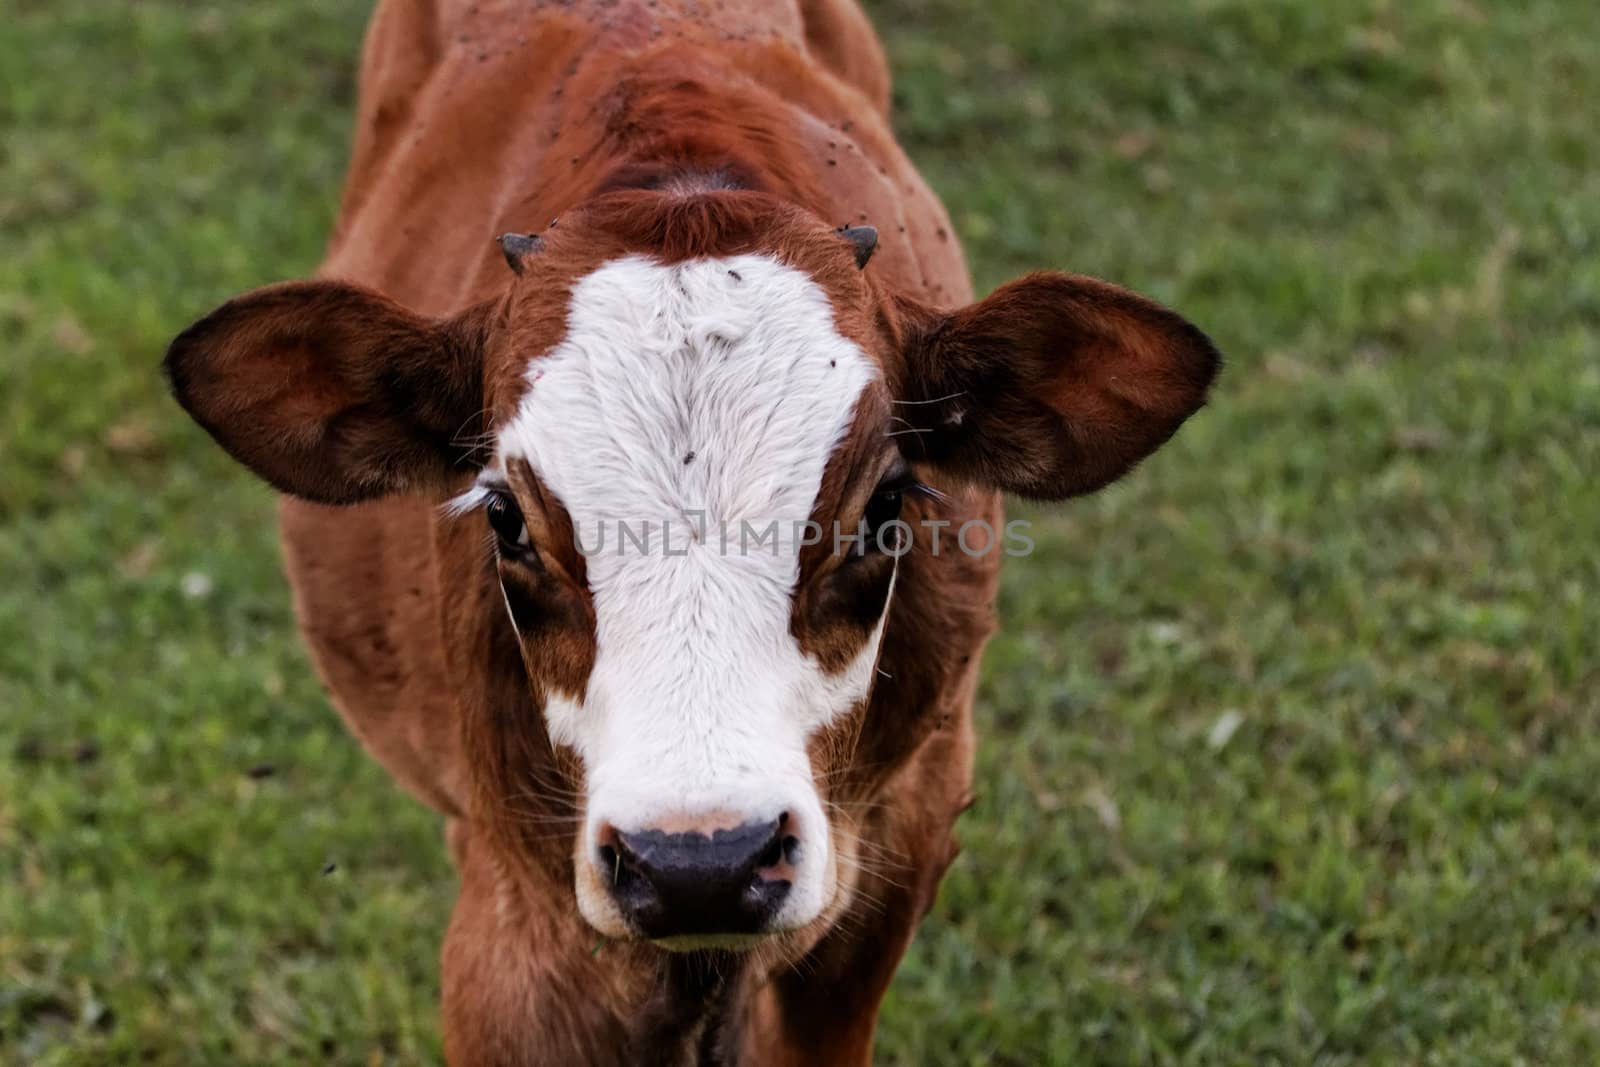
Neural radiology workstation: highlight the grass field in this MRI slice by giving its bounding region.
[3,0,1599,1063]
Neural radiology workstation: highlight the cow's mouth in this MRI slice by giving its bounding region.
[646,931,772,953]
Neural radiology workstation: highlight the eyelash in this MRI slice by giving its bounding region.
[847,472,935,560]
[894,477,938,501]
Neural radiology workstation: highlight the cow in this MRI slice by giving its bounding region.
[162,1,1220,1063]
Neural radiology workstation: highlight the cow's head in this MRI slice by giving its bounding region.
[165,191,1218,949]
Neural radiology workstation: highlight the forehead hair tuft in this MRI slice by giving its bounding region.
[568,189,865,280]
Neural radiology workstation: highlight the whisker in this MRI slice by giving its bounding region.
[890,391,967,407]
[495,807,584,826]
[448,407,498,450]
[501,782,587,804]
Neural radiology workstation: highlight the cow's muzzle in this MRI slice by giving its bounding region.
[595,813,800,941]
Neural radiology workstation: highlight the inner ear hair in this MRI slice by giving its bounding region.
[890,273,1221,500]
[164,281,496,505]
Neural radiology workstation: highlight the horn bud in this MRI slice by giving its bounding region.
[497,232,544,276]
[838,225,878,269]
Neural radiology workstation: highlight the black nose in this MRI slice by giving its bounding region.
[600,817,795,939]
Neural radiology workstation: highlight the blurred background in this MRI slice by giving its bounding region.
[3,1,1598,1063]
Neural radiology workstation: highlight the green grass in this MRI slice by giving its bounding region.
[3,0,1598,1063]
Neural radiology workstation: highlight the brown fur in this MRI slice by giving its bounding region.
[163,282,494,504]
[891,273,1221,499]
[162,2,1220,1063]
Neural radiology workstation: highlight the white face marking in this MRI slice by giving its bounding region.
[497,253,887,936]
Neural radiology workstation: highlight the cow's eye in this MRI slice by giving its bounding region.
[854,471,914,558]
[485,490,531,553]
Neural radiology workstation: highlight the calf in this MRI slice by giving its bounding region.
[164,1,1219,1063]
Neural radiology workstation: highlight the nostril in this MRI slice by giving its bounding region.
[597,823,648,889]
[761,812,800,868]
[754,817,801,872]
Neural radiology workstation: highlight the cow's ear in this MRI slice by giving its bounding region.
[164,281,495,504]
[892,272,1221,500]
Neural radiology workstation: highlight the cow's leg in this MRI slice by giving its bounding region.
[440,826,744,1066]
[730,860,940,1065]
[736,828,964,1065]
[734,706,975,1065]
[439,827,636,1067]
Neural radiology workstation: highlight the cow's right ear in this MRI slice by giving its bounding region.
[889,273,1220,500]
[163,281,495,504]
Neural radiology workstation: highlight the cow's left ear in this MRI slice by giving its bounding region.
[892,272,1221,499]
